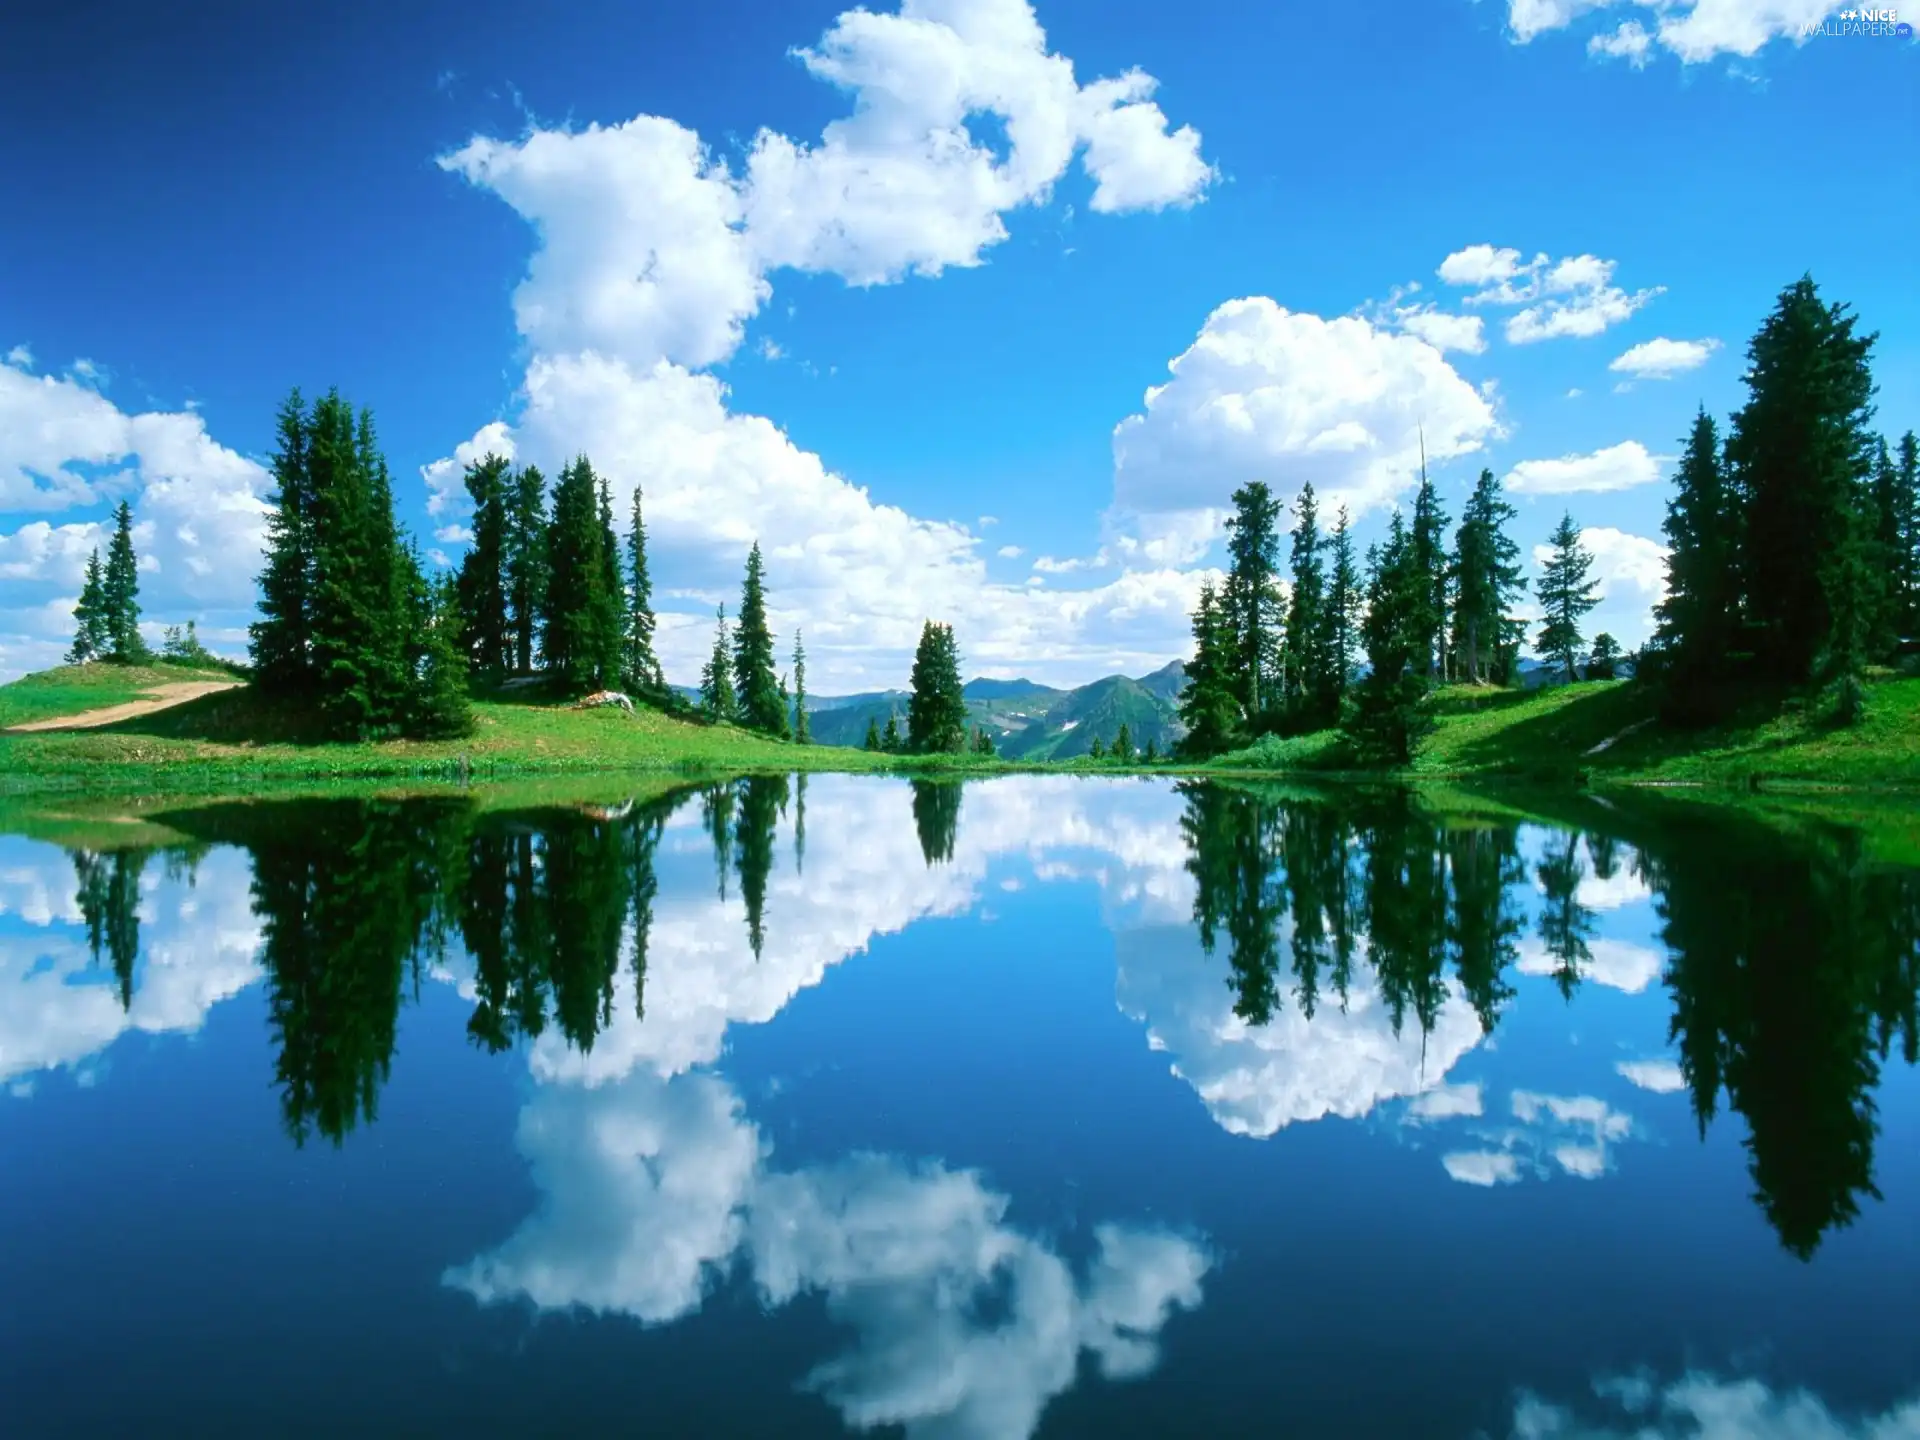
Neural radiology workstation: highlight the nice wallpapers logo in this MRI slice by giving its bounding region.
[1805,7,1915,36]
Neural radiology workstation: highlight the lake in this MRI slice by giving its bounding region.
[1,776,1916,1438]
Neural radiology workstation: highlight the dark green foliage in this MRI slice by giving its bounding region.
[159,620,223,668]
[971,725,995,756]
[1282,482,1327,726]
[456,453,513,676]
[1535,512,1600,684]
[1449,469,1527,686]
[881,713,902,752]
[1345,512,1434,764]
[910,780,962,865]
[1897,432,1920,640]
[1728,276,1879,688]
[907,620,968,753]
[1089,734,1105,759]
[700,604,737,721]
[1315,506,1362,722]
[506,464,548,674]
[1651,411,1741,720]
[1178,581,1240,758]
[67,550,109,664]
[284,392,417,738]
[1409,465,1450,680]
[1112,721,1134,761]
[1588,633,1622,680]
[1222,482,1286,722]
[732,543,788,736]
[1535,832,1597,999]
[541,457,623,693]
[101,501,148,663]
[1144,736,1159,763]
[791,631,811,743]
[252,390,315,692]
[408,565,475,739]
[863,715,883,751]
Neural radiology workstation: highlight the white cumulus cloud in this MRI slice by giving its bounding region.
[1506,441,1666,496]
[1610,337,1721,379]
[1436,247,1662,344]
[1507,0,1838,63]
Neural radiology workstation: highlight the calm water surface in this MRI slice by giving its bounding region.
[1,776,1916,1438]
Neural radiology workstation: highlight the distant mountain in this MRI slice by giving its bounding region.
[801,665,1187,755]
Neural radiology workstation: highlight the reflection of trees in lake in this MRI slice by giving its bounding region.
[910,780,962,867]
[1173,781,1920,1258]
[71,847,152,1009]
[735,775,789,958]
[1649,811,1920,1259]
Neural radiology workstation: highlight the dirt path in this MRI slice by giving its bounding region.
[4,680,241,733]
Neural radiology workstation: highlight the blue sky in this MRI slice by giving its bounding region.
[2,0,1914,690]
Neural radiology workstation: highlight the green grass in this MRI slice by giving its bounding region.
[1201,674,1920,792]
[6,663,1917,801]
[0,662,238,730]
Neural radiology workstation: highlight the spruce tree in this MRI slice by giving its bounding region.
[972,725,995,756]
[1314,508,1362,723]
[356,407,413,725]
[1282,482,1326,727]
[542,457,620,692]
[251,389,315,693]
[1222,482,1285,723]
[1178,580,1239,757]
[1897,431,1920,641]
[506,464,547,674]
[597,476,626,683]
[791,631,811,743]
[1867,439,1904,658]
[102,500,147,663]
[1536,513,1600,684]
[1410,462,1451,680]
[863,716,883,751]
[907,620,967,754]
[1345,513,1433,763]
[1113,722,1134,761]
[732,543,787,736]
[881,713,902,753]
[305,392,383,734]
[1089,734,1105,760]
[625,484,662,694]
[1588,633,1622,680]
[407,556,475,738]
[1653,410,1740,717]
[699,604,736,721]
[456,454,512,677]
[67,550,109,664]
[1449,469,1526,685]
[1727,275,1879,686]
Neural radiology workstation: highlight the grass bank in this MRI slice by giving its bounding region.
[5,665,1917,800]
[1201,673,1920,793]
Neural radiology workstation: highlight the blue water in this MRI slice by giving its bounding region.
[0,776,1914,1438]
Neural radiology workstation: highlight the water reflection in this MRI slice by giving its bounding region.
[1,776,1917,1434]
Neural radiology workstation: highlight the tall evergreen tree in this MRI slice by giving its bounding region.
[1897,432,1920,641]
[1222,482,1286,723]
[1652,410,1740,717]
[505,464,547,674]
[1179,580,1240,757]
[251,389,315,693]
[67,550,109,664]
[407,555,475,738]
[1866,439,1905,659]
[863,715,883,751]
[700,604,736,721]
[1449,469,1526,685]
[306,393,391,735]
[907,620,968,754]
[1535,513,1601,685]
[597,476,626,678]
[542,457,621,691]
[624,484,662,693]
[1345,513,1433,763]
[101,500,147,662]
[1282,482,1327,726]
[881,713,902,753]
[791,631,811,744]
[1314,507,1362,723]
[1727,275,1879,687]
[732,543,787,736]
[1409,462,1451,680]
[456,453,513,677]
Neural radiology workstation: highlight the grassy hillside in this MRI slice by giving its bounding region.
[0,662,239,730]
[1206,674,1920,790]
